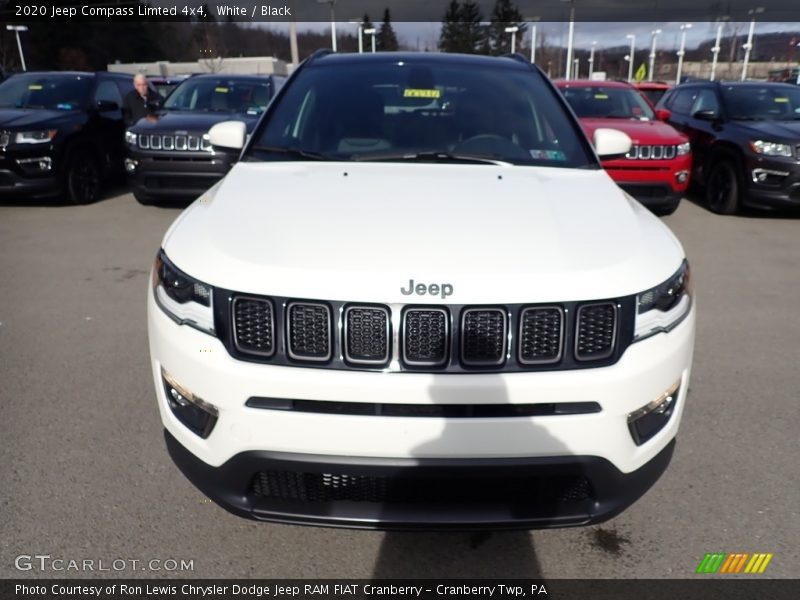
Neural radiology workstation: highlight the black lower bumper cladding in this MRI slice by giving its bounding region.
[164,430,675,531]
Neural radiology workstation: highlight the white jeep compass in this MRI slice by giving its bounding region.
[147,51,695,529]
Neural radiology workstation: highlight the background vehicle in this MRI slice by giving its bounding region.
[149,75,192,99]
[0,71,141,204]
[635,81,672,106]
[558,80,691,215]
[148,51,695,530]
[125,74,285,205]
[657,81,800,214]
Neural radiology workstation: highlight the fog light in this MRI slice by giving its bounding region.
[752,168,789,184]
[16,156,52,173]
[628,379,680,446]
[124,158,137,173]
[161,367,218,438]
[675,171,689,184]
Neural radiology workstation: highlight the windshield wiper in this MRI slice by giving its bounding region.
[352,151,512,166]
[250,145,331,160]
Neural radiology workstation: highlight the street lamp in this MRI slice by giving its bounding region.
[527,16,540,64]
[560,0,576,80]
[588,41,597,78]
[317,0,337,52]
[349,19,363,53]
[648,29,661,81]
[710,18,728,81]
[626,34,636,83]
[742,7,764,81]
[573,58,580,78]
[676,23,692,85]
[364,28,377,53]
[6,25,28,71]
[505,26,519,54]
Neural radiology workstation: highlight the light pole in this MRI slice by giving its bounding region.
[742,7,764,81]
[626,34,636,83]
[648,29,661,81]
[6,25,28,71]
[588,41,597,78]
[364,28,377,53]
[317,0,337,52]
[349,19,363,53]
[573,58,580,78]
[527,17,540,64]
[676,23,692,85]
[505,26,519,54]
[710,20,727,81]
[560,0,576,80]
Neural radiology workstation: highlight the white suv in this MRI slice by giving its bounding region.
[147,51,695,530]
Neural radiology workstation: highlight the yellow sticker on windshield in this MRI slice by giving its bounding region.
[594,93,609,99]
[403,88,441,98]
[774,97,789,103]
[28,84,43,90]
[214,87,229,93]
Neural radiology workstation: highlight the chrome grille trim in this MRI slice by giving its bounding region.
[626,145,677,160]
[137,133,211,152]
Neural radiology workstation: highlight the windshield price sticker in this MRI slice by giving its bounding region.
[404,89,442,99]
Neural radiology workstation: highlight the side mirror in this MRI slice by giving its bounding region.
[693,109,718,121]
[593,127,632,160]
[208,121,247,150]
[655,108,672,121]
[96,100,119,112]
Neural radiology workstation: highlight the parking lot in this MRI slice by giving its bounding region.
[0,189,798,579]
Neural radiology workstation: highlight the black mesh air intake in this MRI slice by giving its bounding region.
[403,308,449,366]
[232,297,274,356]
[575,302,617,361]
[287,302,331,361]
[344,306,390,365]
[519,307,564,364]
[461,308,507,366]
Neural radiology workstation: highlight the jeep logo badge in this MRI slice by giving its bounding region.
[400,279,453,299]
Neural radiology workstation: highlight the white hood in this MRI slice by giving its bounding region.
[162,161,685,304]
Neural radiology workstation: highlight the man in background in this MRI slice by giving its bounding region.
[122,73,160,126]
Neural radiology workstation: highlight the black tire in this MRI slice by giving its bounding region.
[705,159,742,215]
[133,190,154,205]
[654,199,680,216]
[65,150,102,205]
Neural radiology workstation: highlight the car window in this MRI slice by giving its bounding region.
[561,86,656,120]
[164,78,272,115]
[250,60,596,168]
[95,80,122,106]
[666,88,698,115]
[721,85,800,120]
[0,74,93,110]
[690,89,720,115]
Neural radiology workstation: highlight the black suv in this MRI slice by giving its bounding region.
[125,74,285,204]
[0,71,138,204]
[657,81,800,214]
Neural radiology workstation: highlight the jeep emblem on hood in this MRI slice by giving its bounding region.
[400,279,453,299]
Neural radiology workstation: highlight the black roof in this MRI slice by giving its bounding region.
[310,51,532,71]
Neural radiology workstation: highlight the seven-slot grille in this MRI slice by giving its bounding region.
[519,307,564,364]
[228,296,624,371]
[137,133,211,152]
[625,145,677,160]
[575,302,617,360]
[344,306,390,365]
[403,308,449,366]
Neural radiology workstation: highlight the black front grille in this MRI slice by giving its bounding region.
[403,308,449,366]
[287,302,331,361]
[344,306,390,365]
[576,302,617,361]
[461,309,507,366]
[250,470,592,505]
[519,307,563,364]
[232,297,274,356]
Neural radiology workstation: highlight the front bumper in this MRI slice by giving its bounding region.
[604,155,691,211]
[127,149,236,198]
[742,155,800,210]
[148,288,695,529]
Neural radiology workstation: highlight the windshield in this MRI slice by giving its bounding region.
[0,74,93,110]
[164,78,272,114]
[721,85,800,120]
[248,60,595,168]
[560,86,656,120]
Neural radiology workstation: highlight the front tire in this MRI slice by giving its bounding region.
[65,150,102,205]
[705,159,742,215]
[133,190,154,205]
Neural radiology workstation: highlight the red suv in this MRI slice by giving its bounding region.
[557,80,691,215]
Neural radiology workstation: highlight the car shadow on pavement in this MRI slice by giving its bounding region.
[0,179,129,207]
[371,375,581,579]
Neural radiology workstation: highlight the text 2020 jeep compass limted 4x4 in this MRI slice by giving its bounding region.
[148,52,696,529]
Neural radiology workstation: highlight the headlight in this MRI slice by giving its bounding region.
[676,142,691,156]
[153,250,215,335]
[749,140,793,157]
[15,129,57,144]
[125,131,137,146]
[634,260,692,342]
